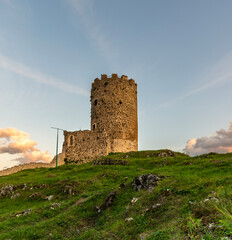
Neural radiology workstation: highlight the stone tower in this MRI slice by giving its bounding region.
[91,74,138,152]
[62,73,138,163]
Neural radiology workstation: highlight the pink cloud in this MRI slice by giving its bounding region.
[184,121,232,155]
[0,128,52,163]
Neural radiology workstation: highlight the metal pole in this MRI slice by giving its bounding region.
[51,127,66,168]
[56,129,59,167]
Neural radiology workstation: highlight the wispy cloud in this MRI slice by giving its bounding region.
[66,0,116,62]
[159,53,232,108]
[0,127,52,164]
[0,54,89,96]
[184,121,232,156]
[0,0,14,6]
[159,73,232,108]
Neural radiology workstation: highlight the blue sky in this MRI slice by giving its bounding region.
[0,0,232,170]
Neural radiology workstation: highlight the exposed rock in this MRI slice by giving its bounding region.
[28,184,46,192]
[119,183,126,189]
[95,206,101,213]
[45,195,54,201]
[15,209,32,217]
[31,184,46,189]
[96,191,117,212]
[0,184,14,197]
[0,183,29,198]
[102,191,117,209]
[92,158,128,166]
[131,174,161,191]
[11,193,21,199]
[29,192,41,199]
[145,203,162,213]
[155,150,175,157]
[50,203,61,210]
[63,185,76,195]
[152,203,162,208]
[15,183,28,190]
[22,183,27,190]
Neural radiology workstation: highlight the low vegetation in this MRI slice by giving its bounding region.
[0,150,231,239]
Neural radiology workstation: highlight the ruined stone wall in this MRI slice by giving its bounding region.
[0,162,53,177]
[91,74,138,152]
[63,130,110,163]
[50,152,65,166]
[0,153,65,177]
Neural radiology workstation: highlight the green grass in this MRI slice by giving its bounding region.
[0,150,231,239]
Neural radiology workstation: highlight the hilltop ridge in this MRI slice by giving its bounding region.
[0,150,231,239]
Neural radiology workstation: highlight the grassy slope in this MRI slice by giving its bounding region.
[0,150,231,240]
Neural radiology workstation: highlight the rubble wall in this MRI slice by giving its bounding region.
[0,162,53,177]
[63,130,110,163]
[0,153,65,177]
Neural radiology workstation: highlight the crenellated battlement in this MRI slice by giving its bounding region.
[93,74,136,87]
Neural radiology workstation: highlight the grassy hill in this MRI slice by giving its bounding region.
[0,150,231,240]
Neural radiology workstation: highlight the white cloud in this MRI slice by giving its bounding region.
[184,121,232,155]
[0,54,89,96]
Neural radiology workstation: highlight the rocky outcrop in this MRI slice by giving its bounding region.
[0,183,48,200]
[0,184,15,196]
[96,191,117,213]
[131,174,162,192]
[92,158,128,165]
[63,184,77,196]
[155,150,175,157]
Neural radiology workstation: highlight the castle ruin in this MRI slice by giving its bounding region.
[62,74,138,163]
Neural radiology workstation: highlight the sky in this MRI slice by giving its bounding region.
[0,0,232,170]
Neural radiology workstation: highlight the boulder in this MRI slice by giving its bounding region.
[131,174,161,191]
[0,185,14,197]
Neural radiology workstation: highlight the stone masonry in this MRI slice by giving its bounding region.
[62,74,138,163]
